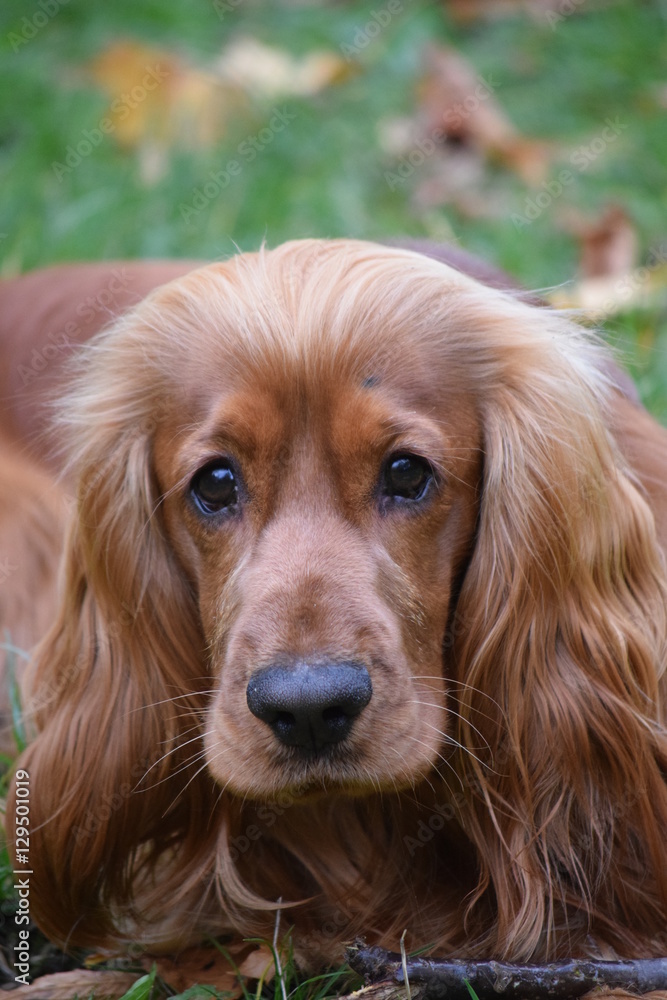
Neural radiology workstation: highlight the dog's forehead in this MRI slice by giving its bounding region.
[146,246,489,459]
[165,321,473,450]
[149,246,483,391]
[158,296,472,414]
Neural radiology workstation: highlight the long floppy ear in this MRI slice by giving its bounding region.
[450,298,667,959]
[9,308,220,949]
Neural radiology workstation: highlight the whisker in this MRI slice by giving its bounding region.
[405,734,465,792]
[412,676,504,712]
[417,719,490,770]
[138,729,216,786]
[130,690,216,713]
[167,742,238,813]
[408,699,492,750]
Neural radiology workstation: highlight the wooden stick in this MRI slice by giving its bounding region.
[347,944,667,1000]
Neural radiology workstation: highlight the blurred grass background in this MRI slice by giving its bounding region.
[0,1,665,423]
[0,0,665,272]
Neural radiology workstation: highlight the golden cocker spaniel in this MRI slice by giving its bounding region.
[2,240,667,973]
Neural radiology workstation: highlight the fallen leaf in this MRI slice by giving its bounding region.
[412,149,502,216]
[237,943,276,979]
[216,37,353,98]
[11,969,140,999]
[444,0,583,23]
[416,44,550,184]
[89,40,245,181]
[560,203,639,278]
[143,940,275,994]
[445,0,526,22]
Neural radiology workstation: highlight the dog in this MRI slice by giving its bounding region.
[2,240,667,974]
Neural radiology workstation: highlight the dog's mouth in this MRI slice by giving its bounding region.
[224,730,431,803]
[266,739,377,795]
[208,728,401,802]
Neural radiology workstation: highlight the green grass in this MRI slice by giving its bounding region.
[0,0,665,282]
[109,941,357,1000]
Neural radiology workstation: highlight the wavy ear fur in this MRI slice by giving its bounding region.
[450,297,667,958]
[12,312,221,949]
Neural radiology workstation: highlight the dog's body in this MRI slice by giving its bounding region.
[1,241,667,974]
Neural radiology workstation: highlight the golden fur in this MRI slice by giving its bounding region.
[3,240,667,970]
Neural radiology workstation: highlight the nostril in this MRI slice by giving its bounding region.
[320,705,353,742]
[322,706,346,723]
[246,660,372,753]
[272,711,297,743]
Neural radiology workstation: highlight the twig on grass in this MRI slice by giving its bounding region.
[346,944,667,1000]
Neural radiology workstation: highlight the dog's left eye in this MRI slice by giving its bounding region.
[190,461,239,515]
[382,454,434,502]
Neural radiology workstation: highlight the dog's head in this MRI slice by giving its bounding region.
[17,240,667,956]
[153,244,486,799]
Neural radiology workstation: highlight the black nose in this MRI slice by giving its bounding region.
[246,661,372,754]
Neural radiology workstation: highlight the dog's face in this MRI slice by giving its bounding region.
[144,247,483,799]
[20,240,667,958]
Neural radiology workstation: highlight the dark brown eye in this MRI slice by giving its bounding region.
[190,461,239,515]
[382,454,433,502]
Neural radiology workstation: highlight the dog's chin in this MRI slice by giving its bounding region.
[211,743,436,803]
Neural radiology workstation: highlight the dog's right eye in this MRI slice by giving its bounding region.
[190,461,239,515]
[381,453,434,504]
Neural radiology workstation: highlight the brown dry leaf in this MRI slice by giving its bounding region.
[412,151,507,217]
[560,204,639,279]
[445,0,579,23]
[144,940,275,994]
[417,43,550,184]
[89,40,245,180]
[216,37,353,98]
[237,944,277,979]
[11,969,140,999]
[446,0,528,22]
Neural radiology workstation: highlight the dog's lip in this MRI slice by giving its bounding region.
[242,748,418,800]
[249,775,375,803]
